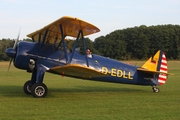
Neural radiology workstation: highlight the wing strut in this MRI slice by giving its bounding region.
[38,33,41,44]
[81,30,89,67]
[69,30,81,63]
[32,36,35,42]
[40,29,48,48]
[59,24,68,64]
[69,30,89,67]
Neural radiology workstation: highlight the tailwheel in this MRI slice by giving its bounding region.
[152,87,160,93]
[31,83,48,98]
[23,80,32,95]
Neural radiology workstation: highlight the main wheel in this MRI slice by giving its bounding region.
[31,83,48,98]
[23,80,32,95]
[152,87,160,93]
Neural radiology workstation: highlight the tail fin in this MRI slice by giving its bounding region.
[140,50,168,85]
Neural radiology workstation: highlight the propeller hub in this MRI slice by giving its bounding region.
[6,48,16,58]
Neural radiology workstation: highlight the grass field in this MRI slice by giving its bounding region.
[0,61,179,120]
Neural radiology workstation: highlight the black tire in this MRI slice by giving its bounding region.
[23,80,32,95]
[31,83,48,98]
[152,87,160,93]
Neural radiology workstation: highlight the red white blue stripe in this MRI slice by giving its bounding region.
[158,53,168,85]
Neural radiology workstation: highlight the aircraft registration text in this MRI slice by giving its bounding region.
[101,67,133,80]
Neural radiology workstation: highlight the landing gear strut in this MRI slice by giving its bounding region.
[23,63,48,98]
[152,86,160,93]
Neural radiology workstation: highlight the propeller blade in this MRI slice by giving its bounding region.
[13,28,21,49]
[7,58,13,73]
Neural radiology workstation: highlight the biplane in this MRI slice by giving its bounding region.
[6,16,169,98]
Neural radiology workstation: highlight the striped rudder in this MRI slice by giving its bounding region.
[158,52,168,85]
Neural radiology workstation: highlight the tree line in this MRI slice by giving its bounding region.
[93,24,180,60]
[1,24,180,61]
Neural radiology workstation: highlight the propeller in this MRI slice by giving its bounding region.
[13,30,20,49]
[7,29,21,72]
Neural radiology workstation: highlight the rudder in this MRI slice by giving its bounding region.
[157,51,168,85]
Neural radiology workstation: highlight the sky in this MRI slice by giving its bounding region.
[0,0,180,41]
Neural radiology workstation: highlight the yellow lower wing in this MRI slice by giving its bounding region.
[50,64,107,78]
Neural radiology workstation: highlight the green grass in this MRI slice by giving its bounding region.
[0,61,180,120]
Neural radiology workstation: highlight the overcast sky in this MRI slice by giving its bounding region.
[0,0,180,40]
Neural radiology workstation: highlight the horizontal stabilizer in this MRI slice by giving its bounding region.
[137,68,169,75]
[50,64,107,78]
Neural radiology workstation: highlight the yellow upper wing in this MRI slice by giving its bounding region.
[27,16,100,44]
[50,64,107,78]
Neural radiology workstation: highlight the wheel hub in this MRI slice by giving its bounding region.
[35,86,45,96]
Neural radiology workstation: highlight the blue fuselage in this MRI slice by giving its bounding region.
[13,41,155,86]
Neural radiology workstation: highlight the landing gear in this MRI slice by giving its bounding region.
[152,86,160,93]
[31,83,48,98]
[24,63,49,98]
[23,80,32,95]
[23,81,48,98]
